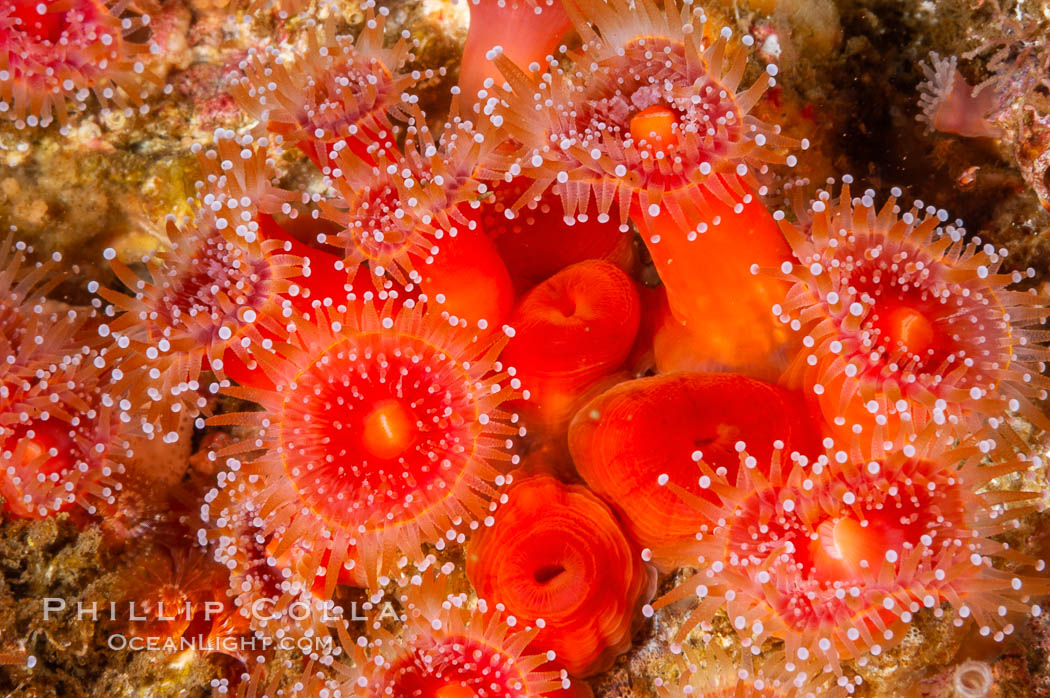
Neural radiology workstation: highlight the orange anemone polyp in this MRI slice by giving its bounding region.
[651,436,1046,682]
[206,299,519,592]
[568,372,818,571]
[0,0,160,129]
[501,260,640,429]
[772,180,1050,439]
[637,179,795,378]
[466,474,654,677]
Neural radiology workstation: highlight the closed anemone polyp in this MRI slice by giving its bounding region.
[347,569,568,697]
[465,475,653,677]
[568,372,815,571]
[501,260,640,426]
[492,0,793,224]
[772,180,1050,438]
[0,0,159,129]
[229,7,416,169]
[651,434,1046,683]
[206,299,520,592]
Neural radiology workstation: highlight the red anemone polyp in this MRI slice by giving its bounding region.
[206,299,520,593]
[466,474,654,677]
[229,4,416,171]
[347,569,568,697]
[501,260,640,429]
[95,207,304,431]
[492,0,794,225]
[568,372,818,571]
[318,108,513,330]
[771,179,1050,439]
[1,355,130,518]
[651,435,1045,683]
[0,236,83,377]
[0,0,160,129]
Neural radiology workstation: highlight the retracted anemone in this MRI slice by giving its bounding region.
[501,260,640,429]
[342,568,569,697]
[649,434,1047,684]
[229,4,417,171]
[769,179,1050,441]
[0,0,163,130]
[206,299,521,593]
[568,372,818,571]
[466,474,654,677]
[95,206,305,433]
[490,0,798,375]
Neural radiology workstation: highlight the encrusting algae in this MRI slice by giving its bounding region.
[2,0,1050,697]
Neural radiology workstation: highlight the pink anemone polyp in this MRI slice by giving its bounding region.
[0,0,161,129]
[205,299,521,593]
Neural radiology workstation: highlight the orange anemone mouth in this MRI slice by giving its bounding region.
[279,332,479,534]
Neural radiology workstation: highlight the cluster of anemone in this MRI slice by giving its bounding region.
[3,0,1050,695]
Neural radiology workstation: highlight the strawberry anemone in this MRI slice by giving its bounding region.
[344,568,569,696]
[0,0,161,129]
[491,0,798,375]
[95,206,305,432]
[1,351,131,518]
[0,238,133,518]
[465,474,654,677]
[115,542,250,663]
[771,180,1050,440]
[200,475,342,645]
[319,109,515,328]
[568,372,819,571]
[230,5,416,171]
[501,260,640,429]
[207,300,520,593]
[650,436,1047,682]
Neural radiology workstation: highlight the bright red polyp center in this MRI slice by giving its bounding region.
[630,104,679,154]
[361,398,418,461]
[279,334,476,530]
